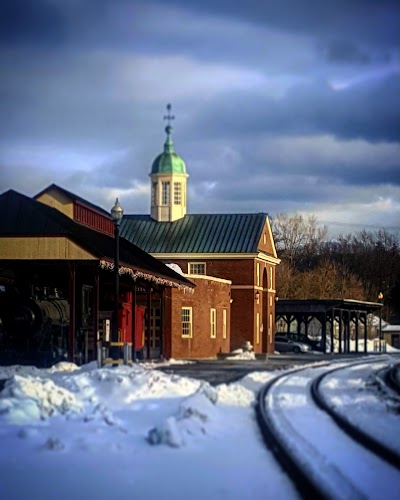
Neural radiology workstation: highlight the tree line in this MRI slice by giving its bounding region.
[271,213,400,322]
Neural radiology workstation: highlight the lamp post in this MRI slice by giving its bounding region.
[111,198,123,361]
[378,292,383,353]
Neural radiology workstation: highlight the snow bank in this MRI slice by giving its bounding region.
[0,362,202,428]
[0,374,84,424]
[225,349,256,360]
[147,383,219,448]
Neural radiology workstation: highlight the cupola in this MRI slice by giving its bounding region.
[150,104,189,222]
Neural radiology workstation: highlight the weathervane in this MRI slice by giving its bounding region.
[164,103,175,127]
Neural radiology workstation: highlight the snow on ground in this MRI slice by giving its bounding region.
[327,338,399,354]
[0,361,298,500]
[1,355,399,500]
[225,349,256,360]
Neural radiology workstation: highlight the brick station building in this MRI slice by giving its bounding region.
[121,108,280,355]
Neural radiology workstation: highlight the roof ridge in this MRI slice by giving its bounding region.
[34,183,112,218]
[124,212,268,217]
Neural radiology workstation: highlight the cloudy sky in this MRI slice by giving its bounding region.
[1,0,399,233]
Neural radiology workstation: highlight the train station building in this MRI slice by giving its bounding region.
[0,108,280,365]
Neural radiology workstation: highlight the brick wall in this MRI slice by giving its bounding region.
[169,276,231,358]
[162,257,277,354]
[162,258,256,284]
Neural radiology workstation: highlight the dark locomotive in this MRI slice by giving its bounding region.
[0,285,72,366]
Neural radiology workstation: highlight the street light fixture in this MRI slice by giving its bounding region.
[111,198,123,361]
[378,292,383,353]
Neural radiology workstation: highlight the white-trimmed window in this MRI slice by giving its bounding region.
[174,182,182,205]
[256,312,260,344]
[222,309,227,339]
[256,262,260,286]
[189,262,206,275]
[210,308,216,338]
[152,182,158,205]
[263,233,267,245]
[182,307,192,338]
[270,267,273,289]
[162,181,170,205]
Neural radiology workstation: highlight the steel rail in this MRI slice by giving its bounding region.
[256,368,331,500]
[384,362,400,396]
[311,362,400,470]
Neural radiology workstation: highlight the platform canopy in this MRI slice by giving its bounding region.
[276,299,383,353]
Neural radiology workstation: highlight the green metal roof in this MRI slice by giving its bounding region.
[151,126,187,175]
[120,213,268,254]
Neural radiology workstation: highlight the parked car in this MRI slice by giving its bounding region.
[284,333,321,351]
[274,335,311,354]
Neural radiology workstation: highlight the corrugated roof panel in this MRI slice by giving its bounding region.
[174,217,190,253]
[240,215,258,252]
[208,215,224,253]
[232,215,247,253]
[222,215,238,253]
[168,219,185,253]
[191,215,218,252]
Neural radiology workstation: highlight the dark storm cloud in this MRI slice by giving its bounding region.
[0,0,66,46]
[166,0,399,48]
[0,0,139,50]
[186,74,400,144]
[185,139,399,207]
[323,40,371,65]
[2,1,397,61]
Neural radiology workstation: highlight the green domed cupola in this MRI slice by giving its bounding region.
[150,104,189,222]
[151,125,187,175]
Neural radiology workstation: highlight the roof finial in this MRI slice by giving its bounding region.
[163,103,175,153]
[164,103,175,129]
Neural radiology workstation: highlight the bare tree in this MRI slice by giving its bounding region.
[272,215,399,319]
[271,213,328,267]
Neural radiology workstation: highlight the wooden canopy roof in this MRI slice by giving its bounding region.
[276,299,382,314]
[0,190,194,290]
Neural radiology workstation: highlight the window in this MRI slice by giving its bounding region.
[162,181,170,205]
[222,309,227,339]
[174,182,182,205]
[256,262,260,286]
[152,182,158,205]
[270,267,273,289]
[210,308,216,338]
[182,307,192,338]
[189,262,206,275]
[263,233,267,245]
[256,312,260,344]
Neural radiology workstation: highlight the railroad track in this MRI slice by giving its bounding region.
[383,362,400,396]
[256,357,400,500]
[311,361,400,470]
